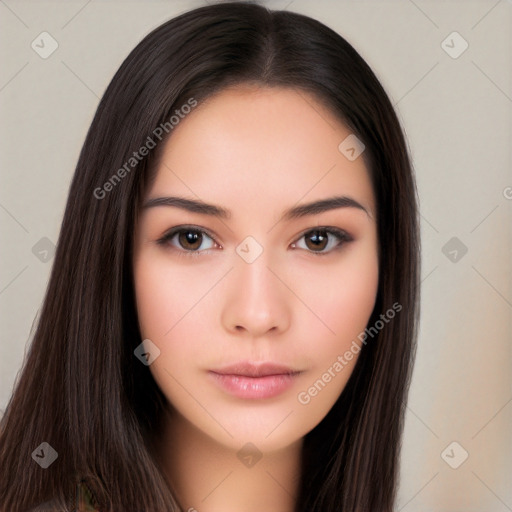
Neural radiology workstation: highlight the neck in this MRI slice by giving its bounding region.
[154,407,303,512]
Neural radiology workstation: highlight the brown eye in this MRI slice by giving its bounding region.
[156,226,217,254]
[304,229,329,251]
[177,229,203,251]
[292,227,353,255]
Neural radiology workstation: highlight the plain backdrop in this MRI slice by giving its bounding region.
[0,1,511,510]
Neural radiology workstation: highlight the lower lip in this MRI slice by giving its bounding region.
[208,371,299,399]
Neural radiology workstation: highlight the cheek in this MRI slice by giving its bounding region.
[133,251,218,380]
[292,245,378,413]
[134,258,172,340]
[133,254,200,401]
[134,252,203,340]
[326,259,379,340]
[299,242,379,354]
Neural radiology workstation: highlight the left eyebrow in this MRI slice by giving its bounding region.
[281,195,372,221]
[142,194,372,221]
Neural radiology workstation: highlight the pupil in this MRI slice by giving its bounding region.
[181,230,201,249]
[308,230,327,250]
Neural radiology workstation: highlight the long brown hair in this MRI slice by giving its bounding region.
[0,2,420,511]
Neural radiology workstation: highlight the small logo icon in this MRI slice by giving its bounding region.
[32,237,56,263]
[338,134,365,161]
[441,441,469,469]
[31,32,59,59]
[441,31,468,59]
[442,236,468,263]
[32,442,58,468]
[237,442,263,468]
[134,339,161,366]
[236,236,263,264]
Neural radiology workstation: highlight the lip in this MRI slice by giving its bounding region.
[212,361,298,377]
[208,361,302,399]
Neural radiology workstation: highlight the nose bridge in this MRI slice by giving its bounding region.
[222,238,290,336]
[236,245,274,299]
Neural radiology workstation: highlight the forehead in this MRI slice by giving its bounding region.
[146,85,375,220]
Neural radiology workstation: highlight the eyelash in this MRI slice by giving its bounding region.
[155,225,353,259]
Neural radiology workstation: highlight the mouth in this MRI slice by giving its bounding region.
[211,361,299,378]
[208,361,302,399]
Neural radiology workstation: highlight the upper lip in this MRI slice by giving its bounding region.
[210,361,299,377]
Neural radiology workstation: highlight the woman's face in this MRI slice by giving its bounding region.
[133,85,379,453]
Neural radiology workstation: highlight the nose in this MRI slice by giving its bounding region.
[220,250,291,338]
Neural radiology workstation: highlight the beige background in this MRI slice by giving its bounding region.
[1,0,511,510]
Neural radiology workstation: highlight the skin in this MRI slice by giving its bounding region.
[132,85,379,512]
